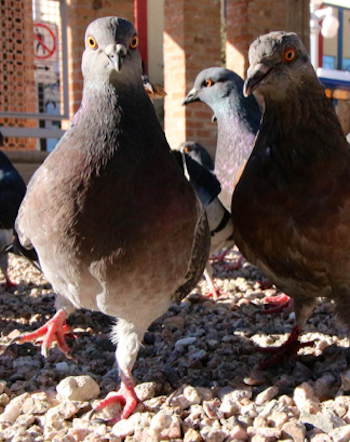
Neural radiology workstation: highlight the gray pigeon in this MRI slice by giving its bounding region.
[14,17,210,421]
[233,31,350,361]
[0,151,26,288]
[183,67,261,212]
[173,142,233,299]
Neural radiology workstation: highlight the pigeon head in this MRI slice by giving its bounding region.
[244,31,316,101]
[81,17,142,84]
[183,67,245,109]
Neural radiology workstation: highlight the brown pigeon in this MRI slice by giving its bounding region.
[14,17,210,421]
[232,31,350,359]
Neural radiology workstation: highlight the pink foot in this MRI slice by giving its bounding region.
[12,309,72,359]
[211,246,233,263]
[261,294,294,314]
[4,277,16,290]
[257,326,314,369]
[94,382,139,424]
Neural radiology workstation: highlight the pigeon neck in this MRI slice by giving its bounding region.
[78,80,148,126]
[214,98,258,211]
[262,83,345,143]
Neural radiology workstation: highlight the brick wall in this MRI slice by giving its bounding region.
[0,0,37,150]
[65,0,135,125]
[226,0,310,78]
[163,0,221,157]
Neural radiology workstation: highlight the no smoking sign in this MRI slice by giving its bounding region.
[34,22,57,60]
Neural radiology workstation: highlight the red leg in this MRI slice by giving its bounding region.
[94,371,139,424]
[257,326,315,369]
[1,268,16,290]
[261,293,294,314]
[211,246,233,263]
[12,309,72,359]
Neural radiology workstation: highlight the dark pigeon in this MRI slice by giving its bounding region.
[173,142,233,299]
[233,31,350,360]
[174,142,221,205]
[14,16,210,421]
[183,67,261,211]
[0,151,26,288]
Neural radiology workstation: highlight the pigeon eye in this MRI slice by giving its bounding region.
[183,147,189,152]
[87,36,98,50]
[130,35,139,49]
[284,48,296,62]
[204,79,214,87]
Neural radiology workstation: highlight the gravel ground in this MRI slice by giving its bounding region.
[1,251,350,441]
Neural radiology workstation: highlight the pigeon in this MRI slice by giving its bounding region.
[233,31,350,361]
[142,75,167,101]
[183,67,261,212]
[14,16,210,421]
[173,142,233,299]
[0,150,26,288]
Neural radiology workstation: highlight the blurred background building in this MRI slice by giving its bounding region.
[0,0,349,181]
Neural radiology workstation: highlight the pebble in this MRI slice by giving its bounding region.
[174,337,197,348]
[2,254,350,441]
[0,403,21,423]
[112,412,152,438]
[56,375,100,401]
[281,422,306,442]
[329,425,350,442]
[135,382,157,401]
[255,386,279,405]
[293,382,320,413]
[56,362,70,373]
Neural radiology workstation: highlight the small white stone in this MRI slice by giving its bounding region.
[183,386,201,405]
[293,382,319,413]
[112,412,152,438]
[56,362,69,373]
[228,425,249,441]
[255,386,279,405]
[200,426,228,442]
[175,336,197,348]
[329,424,350,442]
[0,393,10,407]
[134,382,157,401]
[56,376,100,401]
[0,402,21,424]
[0,381,7,395]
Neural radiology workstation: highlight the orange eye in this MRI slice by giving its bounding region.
[130,35,139,49]
[87,35,98,50]
[284,48,296,62]
[183,146,189,152]
[205,79,214,87]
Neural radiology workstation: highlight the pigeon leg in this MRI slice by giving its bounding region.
[203,265,227,300]
[94,370,139,423]
[261,293,294,314]
[211,246,232,263]
[257,326,315,369]
[221,255,245,271]
[2,269,16,289]
[212,249,244,271]
[94,319,147,423]
[12,309,72,359]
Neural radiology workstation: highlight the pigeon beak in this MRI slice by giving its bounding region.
[105,43,127,72]
[182,88,199,105]
[243,63,271,97]
[143,79,154,95]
